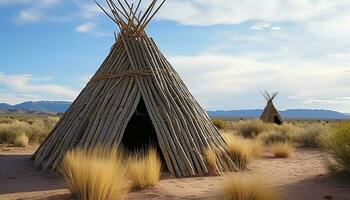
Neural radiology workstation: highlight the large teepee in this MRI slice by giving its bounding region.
[260,91,284,125]
[33,0,238,177]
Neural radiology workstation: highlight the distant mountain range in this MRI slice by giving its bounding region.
[208,109,350,120]
[0,101,71,113]
[1,101,350,120]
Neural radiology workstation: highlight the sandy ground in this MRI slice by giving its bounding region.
[0,145,349,200]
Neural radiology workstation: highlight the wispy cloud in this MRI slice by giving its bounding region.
[251,23,271,30]
[14,0,60,23]
[17,9,41,22]
[75,22,97,33]
[170,53,350,111]
[0,73,78,103]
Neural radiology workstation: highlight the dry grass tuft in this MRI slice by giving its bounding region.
[212,119,229,130]
[294,124,328,147]
[60,148,128,200]
[230,120,271,138]
[13,133,29,147]
[321,122,350,173]
[127,148,162,189]
[271,142,294,158]
[222,174,278,200]
[204,146,217,175]
[223,133,263,169]
[0,117,57,145]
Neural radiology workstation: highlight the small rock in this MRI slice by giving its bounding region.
[324,194,333,199]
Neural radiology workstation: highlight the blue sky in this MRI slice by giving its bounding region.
[1,0,350,112]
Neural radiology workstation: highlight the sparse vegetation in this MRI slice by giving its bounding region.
[13,133,29,147]
[0,116,57,145]
[321,122,350,173]
[223,133,263,169]
[222,174,278,200]
[271,142,294,158]
[212,119,229,130]
[230,120,270,138]
[60,148,128,200]
[204,146,218,175]
[126,148,162,189]
[294,124,328,147]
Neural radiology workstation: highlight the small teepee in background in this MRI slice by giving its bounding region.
[260,91,284,125]
[33,0,238,177]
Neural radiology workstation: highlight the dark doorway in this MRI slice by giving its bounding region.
[273,115,282,125]
[121,98,167,168]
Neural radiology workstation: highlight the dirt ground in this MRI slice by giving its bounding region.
[0,145,349,200]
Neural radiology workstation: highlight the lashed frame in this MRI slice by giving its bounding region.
[33,0,239,177]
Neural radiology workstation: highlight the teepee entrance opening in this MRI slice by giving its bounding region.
[273,116,282,125]
[121,98,167,169]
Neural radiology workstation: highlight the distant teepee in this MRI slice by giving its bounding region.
[260,91,284,125]
[33,0,238,177]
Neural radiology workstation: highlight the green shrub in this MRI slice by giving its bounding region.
[258,130,291,145]
[0,117,57,145]
[295,124,328,147]
[231,120,271,138]
[212,119,229,130]
[321,122,350,173]
[256,124,295,144]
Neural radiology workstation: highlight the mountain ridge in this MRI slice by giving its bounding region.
[1,101,349,120]
[208,109,350,120]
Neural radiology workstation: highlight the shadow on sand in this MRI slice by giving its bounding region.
[0,154,67,195]
[280,173,350,200]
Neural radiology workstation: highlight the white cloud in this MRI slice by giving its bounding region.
[75,22,97,33]
[157,0,349,26]
[271,26,282,31]
[169,53,350,111]
[14,0,60,23]
[251,23,271,30]
[0,73,78,103]
[18,9,41,22]
[79,3,104,18]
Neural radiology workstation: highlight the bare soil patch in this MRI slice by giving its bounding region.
[1,145,349,200]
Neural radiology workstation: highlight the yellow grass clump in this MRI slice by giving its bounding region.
[127,148,162,189]
[321,122,350,173]
[212,119,229,130]
[271,142,294,158]
[223,133,264,169]
[222,174,278,200]
[0,117,57,145]
[204,146,218,175]
[13,133,29,147]
[60,148,128,200]
[231,120,271,138]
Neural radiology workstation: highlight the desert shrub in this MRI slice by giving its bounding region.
[212,119,229,130]
[294,124,328,147]
[126,148,162,189]
[222,174,278,200]
[60,148,128,200]
[321,122,350,173]
[250,140,264,157]
[257,123,297,144]
[223,133,263,169]
[0,117,57,145]
[13,133,29,147]
[0,117,16,124]
[258,130,290,144]
[204,146,218,175]
[231,120,271,138]
[0,126,22,144]
[271,142,294,158]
